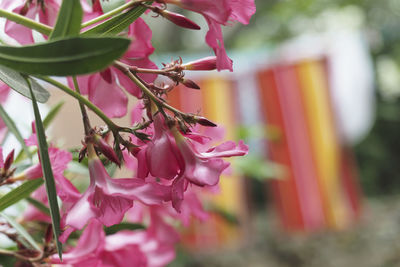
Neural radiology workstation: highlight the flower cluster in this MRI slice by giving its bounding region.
[0,0,254,265]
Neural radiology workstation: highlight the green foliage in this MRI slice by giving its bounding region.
[26,197,50,216]
[0,104,31,157]
[0,66,49,103]
[82,5,148,36]
[0,37,130,76]
[0,179,43,212]
[104,222,145,235]
[29,85,63,259]
[50,0,83,40]
[0,212,41,251]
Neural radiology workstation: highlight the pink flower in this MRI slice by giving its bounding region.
[128,189,208,229]
[137,114,182,180]
[4,0,60,45]
[134,113,248,212]
[14,142,81,204]
[70,18,157,117]
[182,56,217,71]
[61,144,169,239]
[53,219,176,267]
[171,130,248,210]
[162,0,256,71]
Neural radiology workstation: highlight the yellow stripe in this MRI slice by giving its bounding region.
[296,60,350,229]
[201,76,245,245]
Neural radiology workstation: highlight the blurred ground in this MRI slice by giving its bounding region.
[175,196,400,267]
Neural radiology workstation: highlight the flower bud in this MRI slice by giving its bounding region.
[159,9,200,30]
[195,116,217,127]
[4,149,14,172]
[93,134,121,167]
[181,78,200,89]
[182,56,217,71]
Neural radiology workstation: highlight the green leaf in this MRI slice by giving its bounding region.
[43,101,64,129]
[0,36,130,76]
[0,254,16,267]
[0,212,41,251]
[82,5,147,36]
[104,222,145,235]
[29,84,62,259]
[100,0,126,13]
[50,0,83,40]
[0,104,31,157]
[26,197,50,215]
[0,65,50,103]
[0,179,43,212]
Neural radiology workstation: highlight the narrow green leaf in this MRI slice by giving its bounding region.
[100,0,126,13]
[0,104,31,158]
[43,101,64,129]
[0,66,50,103]
[0,179,43,212]
[82,5,147,36]
[26,197,50,215]
[0,212,41,251]
[104,222,145,235]
[50,0,83,40]
[29,84,62,260]
[0,36,130,76]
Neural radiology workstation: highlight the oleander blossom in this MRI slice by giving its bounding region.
[69,18,157,118]
[134,112,248,211]
[4,0,60,45]
[53,219,175,267]
[61,143,169,240]
[161,0,256,71]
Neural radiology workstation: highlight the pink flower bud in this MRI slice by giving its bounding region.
[159,9,200,30]
[182,56,217,71]
[195,116,217,127]
[93,134,121,167]
[181,78,200,89]
[3,149,14,171]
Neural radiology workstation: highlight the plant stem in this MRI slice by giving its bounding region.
[113,61,186,116]
[36,76,118,131]
[72,76,91,135]
[130,66,181,75]
[0,9,52,36]
[81,0,146,28]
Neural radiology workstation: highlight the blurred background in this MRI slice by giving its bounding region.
[145,0,400,266]
[2,0,400,266]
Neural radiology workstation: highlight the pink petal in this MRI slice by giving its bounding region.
[55,220,105,263]
[67,75,91,95]
[202,140,248,158]
[64,188,97,230]
[131,101,145,124]
[0,82,10,103]
[88,70,128,118]
[5,5,35,45]
[145,115,181,180]
[205,18,233,71]
[179,0,230,23]
[0,147,3,168]
[228,0,256,25]
[90,186,133,226]
[125,18,154,58]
